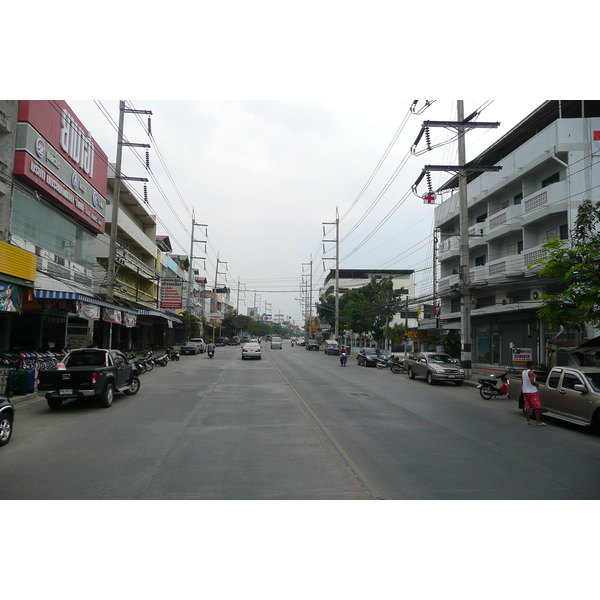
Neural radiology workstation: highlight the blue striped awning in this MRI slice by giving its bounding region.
[34,289,139,315]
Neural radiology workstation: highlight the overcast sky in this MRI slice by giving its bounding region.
[63,98,544,324]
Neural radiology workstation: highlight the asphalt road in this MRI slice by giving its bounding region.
[2,343,600,499]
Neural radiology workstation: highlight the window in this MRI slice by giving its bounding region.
[501,201,509,210]
[517,241,523,254]
[547,370,561,389]
[514,192,523,205]
[476,213,487,223]
[541,172,560,188]
[475,255,486,267]
[560,224,569,240]
[451,297,461,313]
[562,372,583,390]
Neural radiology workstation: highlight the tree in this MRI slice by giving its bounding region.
[532,199,600,330]
[179,311,201,340]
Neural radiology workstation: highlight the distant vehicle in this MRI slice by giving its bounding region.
[181,342,200,355]
[241,342,262,360]
[229,337,240,346]
[215,337,228,347]
[190,338,206,353]
[323,340,339,355]
[271,336,282,349]
[241,337,250,345]
[306,340,319,351]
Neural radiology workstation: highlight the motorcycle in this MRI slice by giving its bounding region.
[389,356,406,374]
[128,353,147,375]
[167,347,180,361]
[477,370,510,399]
[154,351,169,367]
[375,353,398,370]
[207,348,215,358]
[140,350,154,372]
[339,353,348,367]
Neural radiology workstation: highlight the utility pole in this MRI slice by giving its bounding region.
[186,212,207,315]
[323,209,340,340]
[106,100,151,348]
[411,102,501,377]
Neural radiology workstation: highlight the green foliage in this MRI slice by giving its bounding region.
[440,330,461,358]
[316,277,406,345]
[179,311,201,339]
[532,199,600,330]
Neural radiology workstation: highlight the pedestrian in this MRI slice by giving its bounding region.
[522,360,545,426]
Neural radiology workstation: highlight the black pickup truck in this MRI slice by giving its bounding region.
[37,348,140,409]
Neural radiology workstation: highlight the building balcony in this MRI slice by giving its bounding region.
[485,253,525,281]
[439,236,460,260]
[438,273,460,294]
[116,245,159,281]
[484,204,524,242]
[520,181,569,227]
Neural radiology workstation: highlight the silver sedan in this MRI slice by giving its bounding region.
[241,342,262,360]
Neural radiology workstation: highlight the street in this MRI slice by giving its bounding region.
[2,343,600,500]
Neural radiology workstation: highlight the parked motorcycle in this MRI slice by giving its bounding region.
[167,347,180,361]
[477,370,510,399]
[389,356,406,374]
[375,353,398,370]
[128,353,147,375]
[155,351,169,367]
[140,350,154,372]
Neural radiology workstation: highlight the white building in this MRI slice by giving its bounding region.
[434,100,600,367]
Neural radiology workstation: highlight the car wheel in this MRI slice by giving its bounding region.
[408,367,415,380]
[426,372,435,385]
[47,398,63,410]
[0,413,13,446]
[100,383,114,408]
[124,376,140,395]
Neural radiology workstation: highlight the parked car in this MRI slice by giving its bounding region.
[190,338,206,353]
[271,336,283,349]
[37,348,140,409]
[404,352,465,385]
[215,337,228,347]
[509,365,600,429]
[0,393,15,447]
[241,342,262,360]
[323,340,339,355]
[356,347,382,366]
[181,341,200,355]
[306,340,319,351]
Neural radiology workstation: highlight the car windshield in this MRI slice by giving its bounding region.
[583,372,600,392]
[183,343,195,346]
[428,355,453,364]
[364,349,379,355]
[245,343,260,349]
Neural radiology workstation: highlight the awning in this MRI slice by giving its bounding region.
[137,308,182,324]
[34,289,139,314]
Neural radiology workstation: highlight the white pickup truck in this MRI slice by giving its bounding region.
[405,352,466,386]
[509,366,600,429]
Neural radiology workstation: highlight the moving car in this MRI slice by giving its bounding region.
[181,341,200,355]
[306,340,319,351]
[241,342,262,360]
[270,336,282,349]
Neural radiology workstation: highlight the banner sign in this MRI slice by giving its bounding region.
[103,308,122,324]
[0,281,21,312]
[76,300,100,320]
[123,312,137,328]
[512,347,532,364]
[160,277,183,309]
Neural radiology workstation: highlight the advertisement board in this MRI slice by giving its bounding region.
[512,347,532,364]
[160,278,183,309]
[14,101,108,234]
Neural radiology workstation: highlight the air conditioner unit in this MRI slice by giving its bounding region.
[531,289,543,301]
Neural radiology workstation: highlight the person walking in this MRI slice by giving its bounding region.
[522,360,545,426]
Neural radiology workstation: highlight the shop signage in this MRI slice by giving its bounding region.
[208,313,221,320]
[76,301,100,320]
[419,318,438,329]
[0,240,37,283]
[14,101,108,234]
[512,347,532,364]
[199,290,213,298]
[160,277,183,309]
[103,308,122,324]
[0,281,21,312]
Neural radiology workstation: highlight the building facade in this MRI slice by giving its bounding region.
[434,100,600,368]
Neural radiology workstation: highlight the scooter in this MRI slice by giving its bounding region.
[167,347,180,361]
[207,348,215,358]
[477,370,510,399]
[339,353,348,367]
[154,351,169,367]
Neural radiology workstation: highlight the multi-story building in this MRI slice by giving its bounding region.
[434,100,600,367]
